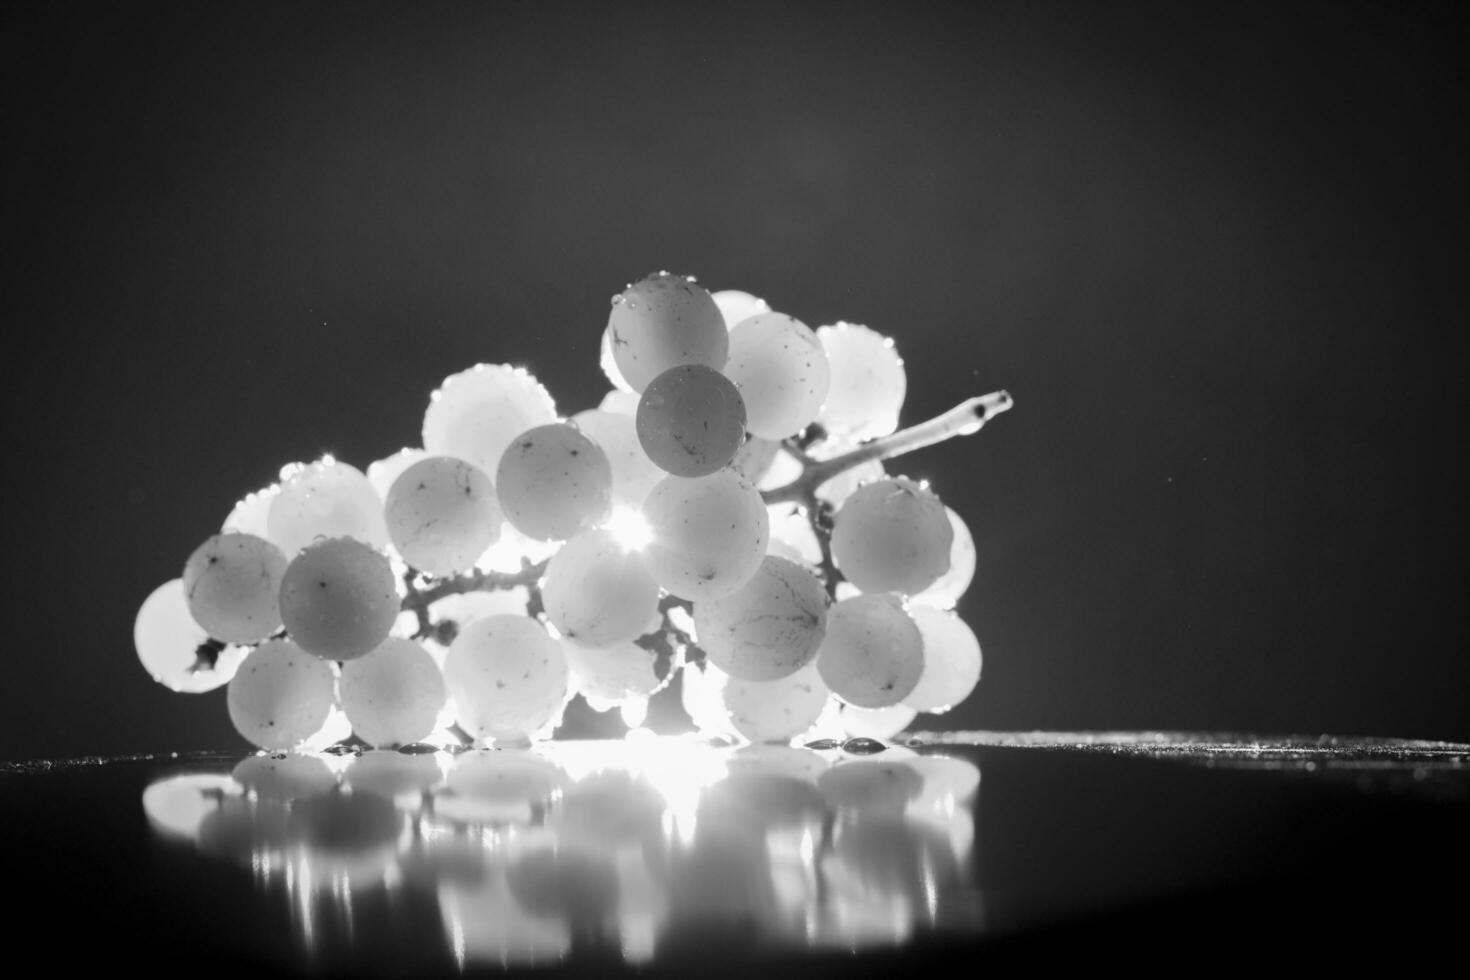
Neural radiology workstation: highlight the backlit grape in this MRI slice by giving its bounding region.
[496,423,613,541]
[636,364,747,477]
[608,272,728,392]
[279,537,401,660]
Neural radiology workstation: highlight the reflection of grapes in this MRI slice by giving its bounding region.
[137,272,1012,749]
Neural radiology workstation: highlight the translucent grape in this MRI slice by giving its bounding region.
[816,322,906,440]
[445,614,570,741]
[267,457,388,557]
[830,477,953,595]
[562,638,668,704]
[694,556,828,681]
[721,661,830,743]
[278,537,401,660]
[496,423,612,541]
[730,436,781,487]
[910,506,976,610]
[711,288,770,330]
[816,593,924,708]
[839,702,918,741]
[226,639,336,750]
[724,312,830,439]
[181,532,288,643]
[541,529,661,647]
[635,364,747,477]
[598,388,640,417]
[366,447,429,500]
[222,483,278,538]
[422,363,558,475]
[572,408,665,509]
[766,502,822,565]
[385,456,502,575]
[608,272,728,392]
[641,471,769,602]
[134,579,247,692]
[903,607,982,712]
[339,637,447,747]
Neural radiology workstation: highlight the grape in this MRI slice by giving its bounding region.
[830,477,952,595]
[730,435,781,487]
[910,506,976,610]
[902,607,982,713]
[693,556,828,681]
[561,638,667,704]
[816,593,924,708]
[222,483,278,538]
[839,702,918,741]
[635,364,747,477]
[339,637,447,747]
[711,288,770,330]
[134,579,248,692]
[267,457,388,557]
[385,456,502,575]
[366,447,429,500]
[422,363,558,475]
[278,537,401,660]
[541,528,661,647]
[816,322,906,440]
[598,388,640,417]
[608,272,728,392]
[766,502,823,566]
[571,408,665,509]
[723,312,830,440]
[444,614,570,742]
[226,639,336,750]
[720,661,830,743]
[641,471,769,602]
[180,532,287,644]
[496,423,612,541]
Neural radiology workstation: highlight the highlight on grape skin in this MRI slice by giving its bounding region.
[636,363,748,478]
[142,269,1012,750]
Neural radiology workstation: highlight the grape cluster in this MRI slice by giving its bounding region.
[135,272,1011,750]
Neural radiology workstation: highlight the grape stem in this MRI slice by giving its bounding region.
[401,559,549,638]
[762,390,1013,505]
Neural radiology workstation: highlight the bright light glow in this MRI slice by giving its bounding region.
[604,507,653,552]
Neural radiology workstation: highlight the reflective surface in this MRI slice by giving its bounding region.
[6,733,1467,976]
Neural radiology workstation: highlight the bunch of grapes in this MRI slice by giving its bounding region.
[134,272,1012,750]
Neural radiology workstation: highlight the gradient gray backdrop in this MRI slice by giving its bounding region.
[4,0,1466,758]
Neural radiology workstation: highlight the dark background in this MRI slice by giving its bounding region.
[4,0,1466,760]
